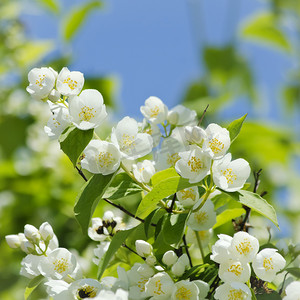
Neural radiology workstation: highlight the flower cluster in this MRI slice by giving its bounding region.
[211,232,286,299]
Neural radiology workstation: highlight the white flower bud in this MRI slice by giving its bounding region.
[146,255,156,266]
[178,253,189,268]
[162,250,178,266]
[103,211,114,222]
[167,111,179,125]
[171,261,186,277]
[39,222,54,242]
[5,234,21,249]
[135,240,153,257]
[48,89,60,102]
[24,224,40,244]
[23,240,35,254]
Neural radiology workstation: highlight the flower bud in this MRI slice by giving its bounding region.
[24,224,40,244]
[5,234,21,249]
[167,111,179,125]
[171,261,186,277]
[135,240,152,257]
[146,255,156,266]
[162,250,178,266]
[48,89,60,102]
[192,126,206,144]
[22,240,35,254]
[39,222,54,242]
[103,211,114,223]
[178,253,189,268]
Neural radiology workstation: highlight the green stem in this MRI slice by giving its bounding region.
[195,230,205,262]
[93,132,101,140]
[121,163,151,192]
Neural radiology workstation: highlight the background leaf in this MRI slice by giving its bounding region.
[74,173,116,233]
[36,0,60,14]
[227,114,247,143]
[213,208,246,229]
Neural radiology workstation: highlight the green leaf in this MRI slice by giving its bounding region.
[240,12,291,52]
[137,168,195,218]
[256,292,281,300]
[251,288,257,300]
[286,267,300,278]
[24,275,44,300]
[37,0,60,14]
[103,173,142,200]
[213,208,246,229]
[74,173,116,233]
[162,213,189,245]
[59,126,93,167]
[97,226,136,279]
[62,0,103,42]
[226,190,279,228]
[227,114,247,143]
[180,264,209,280]
[144,209,158,238]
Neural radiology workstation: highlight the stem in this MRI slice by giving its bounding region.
[123,243,146,260]
[198,104,209,126]
[195,230,205,262]
[93,131,101,140]
[121,163,151,192]
[183,234,193,268]
[167,193,177,213]
[76,166,88,181]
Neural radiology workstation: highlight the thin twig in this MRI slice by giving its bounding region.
[182,234,193,268]
[123,243,146,260]
[167,193,177,213]
[198,104,209,126]
[207,275,220,298]
[76,166,88,182]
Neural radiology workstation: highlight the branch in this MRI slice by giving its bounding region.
[167,193,177,213]
[182,234,193,268]
[198,104,209,126]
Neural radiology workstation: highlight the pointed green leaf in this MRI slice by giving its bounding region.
[286,267,300,278]
[62,0,103,42]
[241,12,291,52]
[103,172,142,200]
[162,213,189,245]
[150,168,178,186]
[227,114,247,142]
[74,173,116,233]
[213,208,246,229]
[59,126,93,167]
[25,275,44,300]
[37,0,60,14]
[256,292,281,300]
[97,226,137,279]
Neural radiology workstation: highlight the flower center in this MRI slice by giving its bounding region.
[175,286,192,299]
[77,285,97,298]
[52,117,61,128]
[235,240,253,256]
[263,257,274,271]
[228,289,244,300]
[53,258,68,273]
[208,138,224,154]
[79,106,96,122]
[181,190,196,201]
[221,168,237,184]
[97,152,113,168]
[137,278,148,292]
[195,211,208,224]
[150,105,160,118]
[35,74,46,87]
[188,156,203,172]
[63,77,78,90]
[228,263,243,276]
[167,153,180,167]
[120,133,135,150]
[153,279,165,295]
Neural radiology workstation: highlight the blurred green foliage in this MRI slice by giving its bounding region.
[0,0,299,299]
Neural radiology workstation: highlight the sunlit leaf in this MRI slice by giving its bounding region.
[227,114,247,143]
[24,275,44,300]
[36,0,60,14]
[213,208,246,229]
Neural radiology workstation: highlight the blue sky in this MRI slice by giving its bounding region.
[21,0,297,126]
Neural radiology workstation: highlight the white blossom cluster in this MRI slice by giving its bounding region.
[211,231,286,299]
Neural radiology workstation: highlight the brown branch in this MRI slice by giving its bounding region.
[198,104,209,126]
[182,234,193,268]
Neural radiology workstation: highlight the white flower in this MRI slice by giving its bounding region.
[38,248,78,280]
[229,232,259,263]
[168,105,197,126]
[24,224,40,244]
[93,242,110,265]
[283,281,300,300]
[171,254,189,277]
[146,255,157,266]
[81,140,121,175]
[218,260,251,283]
[5,234,22,248]
[39,222,54,242]
[177,186,200,208]
[88,218,109,242]
[140,120,162,147]
[193,280,209,299]
[111,116,153,159]
[185,126,207,145]
[44,280,70,299]
[56,67,84,96]
[252,248,286,282]
[44,102,71,139]
[175,145,212,184]
[95,288,128,300]
[20,254,43,279]
[187,199,216,231]
[140,96,168,124]
[214,282,251,300]
[162,250,178,266]
[203,123,230,159]
[210,234,233,264]
[69,278,103,299]
[186,228,213,248]
[69,89,107,130]
[212,153,251,192]
[171,280,199,300]
[26,67,56,100]
[132,160,156,184]
[135,240,153,257]
[145,272,174,299]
